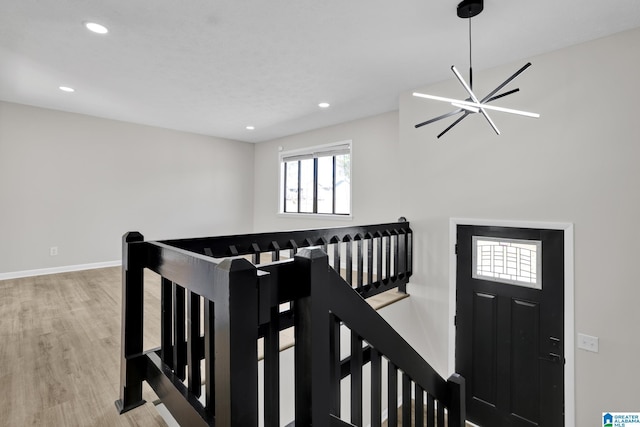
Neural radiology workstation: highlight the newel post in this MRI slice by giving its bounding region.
[115,231,146,414]
[294,247,332,426]
[447,373,467,427]
[212,257,259,426]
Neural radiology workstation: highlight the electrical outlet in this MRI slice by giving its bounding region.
[577,333,599,353]
[50,246,58,256]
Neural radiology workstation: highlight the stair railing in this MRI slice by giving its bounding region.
[293,247,465,427]
[163,218,413,299]
[115,220,464,426]
[115,231,260,426]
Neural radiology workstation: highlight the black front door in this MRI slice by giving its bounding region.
[455,225,564,426]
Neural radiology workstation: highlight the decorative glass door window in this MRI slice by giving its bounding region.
[472,236,542,289]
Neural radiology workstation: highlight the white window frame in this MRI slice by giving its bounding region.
[278,141,352,218]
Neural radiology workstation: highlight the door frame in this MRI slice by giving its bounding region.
[448,218,575,427]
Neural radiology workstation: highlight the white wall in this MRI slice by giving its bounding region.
[253,111,403,232]
[398,27,640,426]
[253,28,640,426]
[0,101,254,275]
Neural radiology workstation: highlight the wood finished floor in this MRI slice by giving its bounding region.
[0,267,166,426]
[0,265,411,426]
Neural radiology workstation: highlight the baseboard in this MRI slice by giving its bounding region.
[0,260,122,281]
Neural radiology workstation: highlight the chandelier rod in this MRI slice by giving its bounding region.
[468,16,473,90]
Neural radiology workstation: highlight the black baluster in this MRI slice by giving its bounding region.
[356,237,364,290]
[204,299,215,413]
[333,241,341,278]
[345,238,353,285]
[398,230,407,294]
[402,373,411,427]
[385,233,391,283]
[252,243,261,264]
[289,239,298,257]
[271,241,281,262]
[415,384,424,427]
[388,362,398,426]
[264,282,280,427]
[187,291,201,396]
[351,331,363,425]
[376,235,382,287]
[320,237,328,255]
[329,314,341,416]
[366,236,374,286]
[161,277,173,366]
[407,230,413,277]
[173,282,186,380]
[370,349,382,427]
[427,393,435,427]
[393,232,399,280]
[437,399,445,427]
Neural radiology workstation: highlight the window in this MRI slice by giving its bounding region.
[280,142,351,215]
[472,236,542,289]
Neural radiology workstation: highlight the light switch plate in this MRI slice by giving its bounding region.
[577,333,599,353]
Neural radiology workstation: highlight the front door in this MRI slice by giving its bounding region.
[455,225,564,426]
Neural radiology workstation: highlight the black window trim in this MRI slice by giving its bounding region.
[280,141,351,216]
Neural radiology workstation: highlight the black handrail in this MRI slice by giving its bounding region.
[294,247,466,426]
[160,219,413,300]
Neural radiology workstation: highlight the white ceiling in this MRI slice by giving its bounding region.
[1,0,639,143]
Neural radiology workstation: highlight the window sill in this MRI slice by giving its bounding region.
[277,212,353,221]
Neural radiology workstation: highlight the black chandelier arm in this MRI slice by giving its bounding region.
[450,66,500,135]
[485,88,520,103]
[415,108,463,128]
[437,111,471,138]
[480,62,531,103]
[417,85,521,136]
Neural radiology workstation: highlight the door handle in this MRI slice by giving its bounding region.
[539,352,563,364]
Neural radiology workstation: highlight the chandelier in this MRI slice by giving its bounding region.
[413,0,539,138]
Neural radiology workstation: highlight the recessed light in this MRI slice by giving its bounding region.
[318,102,330,108]
[59,86,75,92]
[246,125,255,130]
[85,22,109,34]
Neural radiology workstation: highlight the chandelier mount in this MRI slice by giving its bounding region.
[456,0,483,19]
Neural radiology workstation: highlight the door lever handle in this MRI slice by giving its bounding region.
[539,352,563,364]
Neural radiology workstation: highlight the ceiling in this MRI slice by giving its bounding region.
[1,1,639,143]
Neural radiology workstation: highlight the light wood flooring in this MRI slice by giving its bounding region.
[0,267,166,426]
[0,265,410,426]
